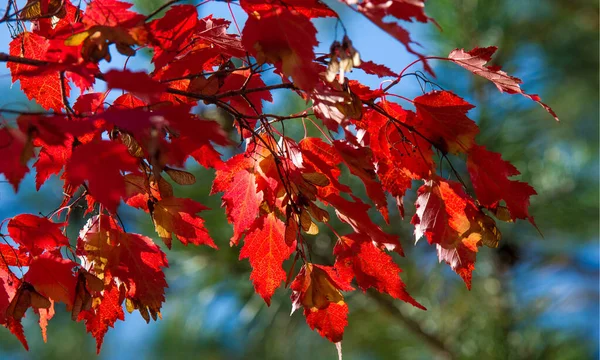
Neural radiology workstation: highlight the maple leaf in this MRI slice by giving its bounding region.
[151,197,216,249]
[73,93,106,114]
[83,0,145,27]
[8,32,69,111]
[311,81,363,132]
[324,193,403,254]
[239,213,295,305]
[34,136,73,190]
[448,46,559,121]
[103,69,166,100]
[7,214,69,255]
[240,0,337,18]
[25,253,78,308]
[334,233,425,309]
[362,101,435,181]
[290,264,353,343]
[299,138,352,196]
[5,318,28,350]
[218,71,273,117]
[346,0,435,75]
[333,140,389,222]
[0,267,20,321]
[0,244,29,269]
[242,7,319,90]
[357,60,397,77]
[80,278,124,353]
[0,127,34,191]
[148,5,199,70]
[213,159,263,245]
[467,145,537,224]
[413,91,479,154]
[79,215,168,321]
[0,0,560,352]
[65,140,140,212]
[35,302,55,343]
[411,178,500,288]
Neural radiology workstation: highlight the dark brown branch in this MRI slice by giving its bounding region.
[366,290,456,360]
[0,53,297,116]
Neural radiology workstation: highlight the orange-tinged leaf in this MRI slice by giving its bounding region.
[152,197,216,249]
[290,264,353,343]
[36,301,55,343]
[411,178,492,288]
[6,318,28,350]
[304,302,348,344]
[79,215,168,319]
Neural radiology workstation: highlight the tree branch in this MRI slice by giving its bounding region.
[366,290,456,360]
[0,53,297,116]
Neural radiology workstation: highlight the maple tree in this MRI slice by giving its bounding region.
[0,0,558,354]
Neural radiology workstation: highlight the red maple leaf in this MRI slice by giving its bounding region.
[290,264,353,343]
[448,46,558,120]
[242,7,319,90]
[83,0,145,27]
[7,215,69,255]
[25,253,78,308]
[334,233,425,309]
[357,60,397,77]
[103,69,166,100]
[413,91,479,154]
[148,5,199,70]
[239,213,295,305]
[79,278,124,353]
[240,0,337,19]
[218,70,273,116]
[334,140,389,222]
[0,244,29,269]
[34,137,73,190]
[213,160,263,245]
[65,140,139,212]
[467,145,537,223]
[411,178,497,288]
[8,32,68,111]
[78,215,168,321]
[0,127,33,191]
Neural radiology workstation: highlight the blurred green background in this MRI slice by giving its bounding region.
[0,0,598,359]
